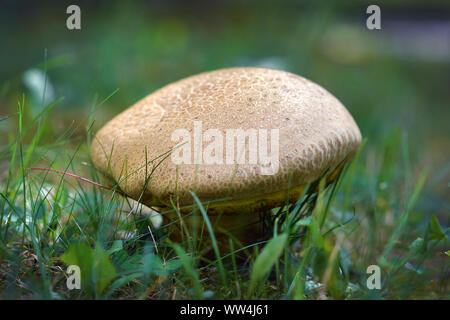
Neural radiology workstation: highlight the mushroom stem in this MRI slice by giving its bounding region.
[163,209,263,256]
[162,163,346,255]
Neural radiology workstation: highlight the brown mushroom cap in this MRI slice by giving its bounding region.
[91,67,361,215]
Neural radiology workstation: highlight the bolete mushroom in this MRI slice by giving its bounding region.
[91,67,361,250]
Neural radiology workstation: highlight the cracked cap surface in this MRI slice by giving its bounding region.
[90,67,361,213]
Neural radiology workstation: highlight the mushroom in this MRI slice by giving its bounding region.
[91,67,361,250]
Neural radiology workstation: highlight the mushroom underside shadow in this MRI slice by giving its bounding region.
[160,164,344,257]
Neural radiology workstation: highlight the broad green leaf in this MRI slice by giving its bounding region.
[61,243,116,296]
[424,214,445,243]
[165,259,182,271]
[248,233,288,296]
[408,237,425,256]
[120,253,142,272]
[142,253,166,276]
[105,272,143,297]
[294,216,312,228]
[106,240,123,255]
[172,243,203,299]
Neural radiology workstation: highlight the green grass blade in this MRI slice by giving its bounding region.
[190,191,227,288]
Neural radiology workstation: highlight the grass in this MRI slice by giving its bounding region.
[1,0,448,300]
[0,93,448,300]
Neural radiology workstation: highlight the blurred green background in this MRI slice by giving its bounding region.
[0,1,448,225]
